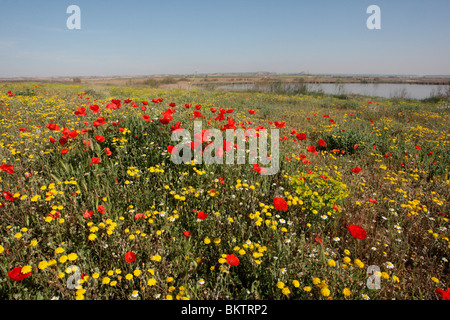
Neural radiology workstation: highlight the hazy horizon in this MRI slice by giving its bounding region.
[1,0,450,78]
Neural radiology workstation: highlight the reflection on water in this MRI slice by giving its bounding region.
[217,82,450,100]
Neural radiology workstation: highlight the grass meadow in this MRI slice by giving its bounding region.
[0,82,449,300]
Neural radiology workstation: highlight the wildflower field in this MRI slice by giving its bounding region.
[0,82,449,300]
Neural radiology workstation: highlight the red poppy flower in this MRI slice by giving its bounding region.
[89,157,101,166]
[184,231,190,237]
[67,130,78,139]
[104,148,112,156]
[318,138,326,147]
[368,198,377,204]
[347,224,367,240]
[167,145,177,154]
[197,211,207,220]
[315,237,323,244]
[106,99,121,110]
[296,133,307,141]
[8,267,31,281]
[193,111,205,119]
[48,211,60,220]
[59,138,67,146]
[89,105,100,113]
[74,107,87,116]
[226,254,239,266]
[435,288,450,300]
[49,137,56,143]
[0,164,15,175]
[46,123,60,131]
[93,117,107,128]
[248,109,255,114]
[274,121,286,128]
[3,192,17,202]
[351,167,362,173]
[134,213,146,221]
[170,122,183,133]
[307,146,318,155]
[159,117,170,125]
[124,251,136,263]
[142,114,151,121]
[83,210,93,219]
[95,135,105,143]
[273,197,288,211]
[61,149,69,155]
[97,205,106,214]
[252,163,267,174]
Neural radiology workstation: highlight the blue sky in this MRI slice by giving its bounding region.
[1,0,450,77]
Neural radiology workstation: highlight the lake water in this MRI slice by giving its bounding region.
[217,82,450,100]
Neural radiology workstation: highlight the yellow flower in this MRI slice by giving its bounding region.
[304,286,312,292]
[431,277,439,283]
[47,259,57,266]
[292,280,300,288]
[166,277,174,283]
[133,269,141,277]
[14,233,22,239]
[321,287,331,297]
[327,259,336,267]
[21,265,32,274]
[102,277,111,284]
[68,253,78,261]
[277,281,285,289]
[55,247,64,254]
[282,287,291,295]
[147,278,156,286]
[59,255,68,263]
[92,273,100,279]
[125,274,133,280]
[354,259,364,269]
[151,254,162,261]
[88,233,97,241]
[38,261,48,270]
[343,288,351,297]
[343,256,351,264]
[312,278,321,285]
[0,245,4,254]
[204,237,211,245]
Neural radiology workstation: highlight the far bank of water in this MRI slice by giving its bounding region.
[217,82,450,100]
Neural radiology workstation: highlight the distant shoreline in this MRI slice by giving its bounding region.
[1,75,449,86]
